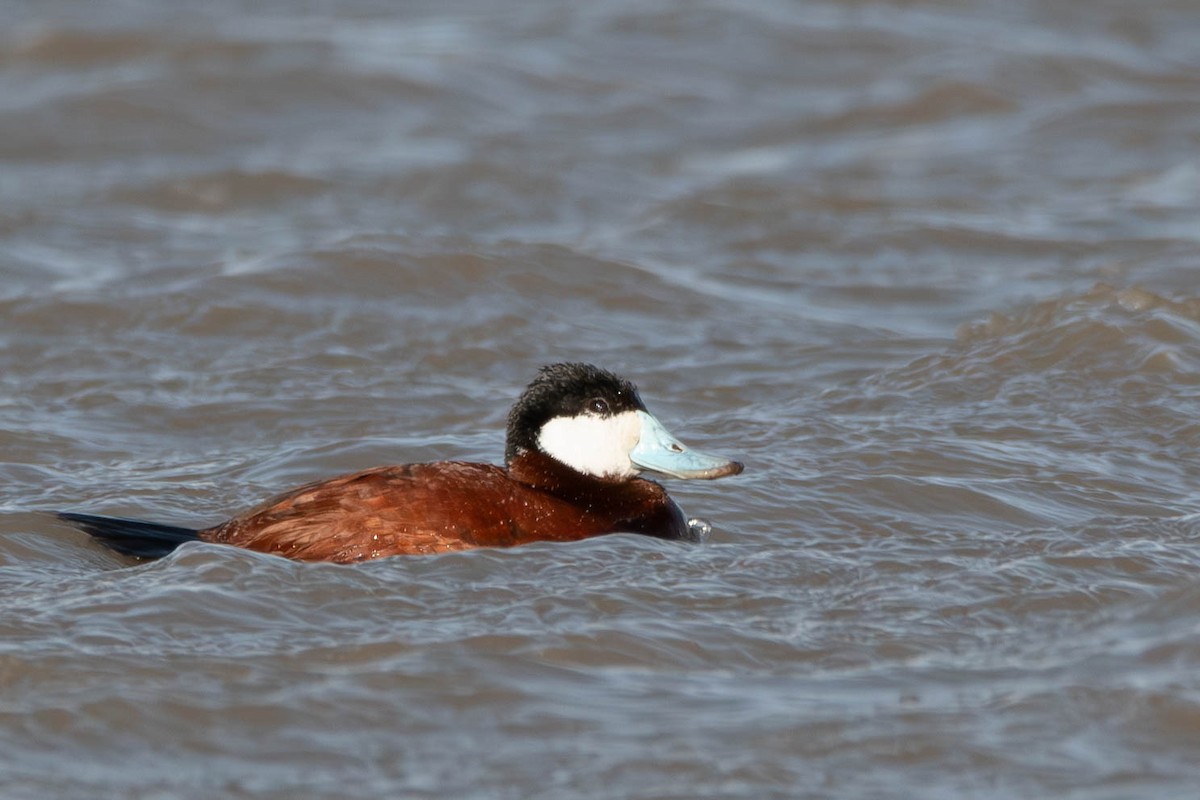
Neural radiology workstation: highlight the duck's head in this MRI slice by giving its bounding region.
[505,362,744,481]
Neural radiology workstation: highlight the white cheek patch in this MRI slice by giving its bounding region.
[536,410,644,479]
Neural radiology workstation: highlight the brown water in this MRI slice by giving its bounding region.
[3,1,1200,797]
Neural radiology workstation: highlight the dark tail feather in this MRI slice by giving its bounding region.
[57,511,200,559]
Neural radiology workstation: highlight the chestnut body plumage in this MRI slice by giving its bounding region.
[58,363,743,563]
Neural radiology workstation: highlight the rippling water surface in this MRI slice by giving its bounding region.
[3,1,1200,797]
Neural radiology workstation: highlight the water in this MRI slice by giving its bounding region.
[3,1,1200,797]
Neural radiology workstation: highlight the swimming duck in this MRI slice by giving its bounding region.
[58,363,744,562]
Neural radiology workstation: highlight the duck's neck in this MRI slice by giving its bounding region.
[506,450,688,541]
[507,450,645,497]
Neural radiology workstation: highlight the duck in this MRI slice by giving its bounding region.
[57,362,744,562]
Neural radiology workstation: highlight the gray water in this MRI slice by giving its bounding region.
[3,1,1200,798]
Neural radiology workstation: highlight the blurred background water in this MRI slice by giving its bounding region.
[3,1,1200,797]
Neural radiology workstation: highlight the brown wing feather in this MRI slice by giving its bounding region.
[200,463,516,561]
[198,456,686,563]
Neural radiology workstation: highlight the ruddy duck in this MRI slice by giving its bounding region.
[58,363,743,562]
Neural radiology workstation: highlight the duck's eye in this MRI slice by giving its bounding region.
[588,397,610,415]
